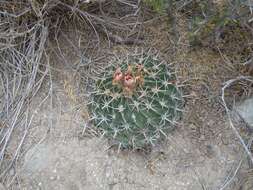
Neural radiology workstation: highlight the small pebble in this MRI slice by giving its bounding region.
[200,135,205,140]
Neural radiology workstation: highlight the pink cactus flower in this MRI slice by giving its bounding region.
[113,68,123,85]
[124,73,135,89]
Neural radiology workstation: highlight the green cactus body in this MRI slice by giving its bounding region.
[88,53,183,149]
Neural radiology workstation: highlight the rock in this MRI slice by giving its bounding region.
[236,97,253,129]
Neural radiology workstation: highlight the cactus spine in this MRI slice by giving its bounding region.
[88,52,183,149]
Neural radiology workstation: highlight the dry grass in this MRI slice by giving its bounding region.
[0,0,143,185]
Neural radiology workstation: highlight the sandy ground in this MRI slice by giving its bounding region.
[18,66,241,190]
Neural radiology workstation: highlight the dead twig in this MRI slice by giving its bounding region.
[218,76,253,190]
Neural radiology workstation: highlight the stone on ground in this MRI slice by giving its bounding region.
[236,97,253,129]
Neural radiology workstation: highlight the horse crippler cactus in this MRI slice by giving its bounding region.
[88,52,184,149]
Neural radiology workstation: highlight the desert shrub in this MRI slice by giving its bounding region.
[143,0,169,13]
[143,0,253,63]
[186,0,253,62]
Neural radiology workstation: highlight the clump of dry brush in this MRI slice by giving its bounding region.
[0,0,142,185]
[0,0,50,182]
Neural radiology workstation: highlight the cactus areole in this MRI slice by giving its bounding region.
[88,53,183,149]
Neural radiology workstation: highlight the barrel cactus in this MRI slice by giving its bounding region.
[88,52,183,149]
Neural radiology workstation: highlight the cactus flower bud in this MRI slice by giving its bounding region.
[113,68,123,85]
[124,73,135,88]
